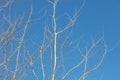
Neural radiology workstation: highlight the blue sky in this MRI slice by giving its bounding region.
[75,0,120,79]
[0,0,120,80]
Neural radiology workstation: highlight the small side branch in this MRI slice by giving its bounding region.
[62,59,84,80]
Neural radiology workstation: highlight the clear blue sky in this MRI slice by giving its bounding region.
[1,0,120,80]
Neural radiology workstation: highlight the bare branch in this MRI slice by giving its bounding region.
[51,1,59,80]
[0,0,13,11]
[62,59,84,80]
[57,0,85,35]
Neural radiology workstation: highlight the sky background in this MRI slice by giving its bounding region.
[0,0,120,80]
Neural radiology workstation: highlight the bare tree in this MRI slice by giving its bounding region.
[0,0,108,80]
